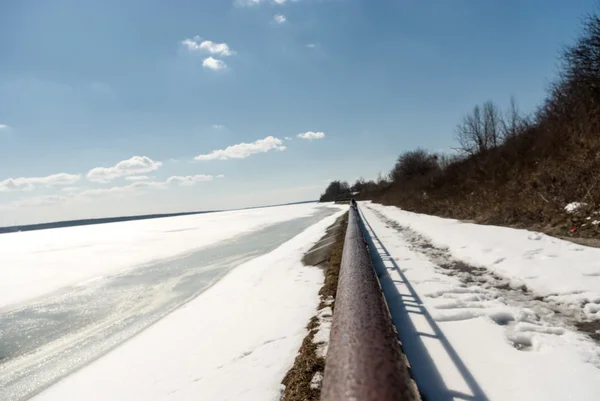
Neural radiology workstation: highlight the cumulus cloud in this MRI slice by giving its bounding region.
[182,36,202,51]
[166,175,214,187]
[284,136,292,140]
[181,36,235,56]
[125,175,152,182]
[203,57,227,71]
[274,14,287,24]
[0,124,9,130]
[0,173,81,192]
[235,0,263,6]
[297,131,326,140]
[87,156,162,183]
[182,37,232,71]
[200,41,234,56]
[216,174,225,178]
[1,179,33,192]
[195,136,287,161]
[60,186,80,193]
[182,37,234,56]
[127,180,168,190]
[236,0,287,6]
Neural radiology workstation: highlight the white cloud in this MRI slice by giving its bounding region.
[82,174,216,196]
[284,136,292,140]
[0,124,9,130]
[212,124,226,130]
[195,136,287,161]
[297,131,326,140]
[87,156,162,183]
[200,41,234,56]
[16,195,69,207]
[79,180,167,198]
[182,36,202,51]
[306,43,317,48]
[128,180,168,190]
[182,37,234,56]
[235,0,287,6]
[0,178,33,192]
[203,57,227,71]
[125,175,152,181]
[235,0,263,6]
[274,14,287,24]
[10,172,220,210]
[0,173,81,192]
[60,186,80,193]
[166,175,214,187]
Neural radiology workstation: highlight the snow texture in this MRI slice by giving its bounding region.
[31,208,345,401]
[312,306,333,358]
[565,201,588,213]
[0,203,331,309]
[360,202,600,401]
[310,372,323,390]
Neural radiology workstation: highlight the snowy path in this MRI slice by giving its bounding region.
[360,203,600,401]
[0,204,344,401]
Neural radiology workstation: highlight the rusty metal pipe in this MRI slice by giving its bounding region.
[321,206,419,401]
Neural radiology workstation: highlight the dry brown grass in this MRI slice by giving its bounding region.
[370,124,600,239]
[280,316,325,401]
[318,213,347,308]
[348,13,600,240]
[280,213,348,401]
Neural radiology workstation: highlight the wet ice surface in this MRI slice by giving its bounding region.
[0,206,337,401]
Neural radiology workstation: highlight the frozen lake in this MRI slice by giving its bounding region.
[0,204,340,401]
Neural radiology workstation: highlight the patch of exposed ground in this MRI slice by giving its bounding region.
[368,207,600,350]
[558,236,600,249]
[280,212,347,401]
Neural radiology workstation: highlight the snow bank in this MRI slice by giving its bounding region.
[32,210,345,401]
[360,204,600,401]
[0,203,333,309]
[366,203,600,309]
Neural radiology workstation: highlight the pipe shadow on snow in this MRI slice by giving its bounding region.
[358,208,490,401]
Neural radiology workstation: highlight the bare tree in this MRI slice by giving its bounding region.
[483,101,502,148]
[456,105,484,155]
[501,97,529,139]
[456,101,504,155]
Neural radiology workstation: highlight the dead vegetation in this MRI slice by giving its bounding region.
[322,11,600,239]
[280,212,347,401]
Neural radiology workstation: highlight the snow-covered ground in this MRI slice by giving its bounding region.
[360,202,600,401]
[0,202,345,401]
[29,210,344,401]
[0,203,332,309]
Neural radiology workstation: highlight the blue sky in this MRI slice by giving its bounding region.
[0,0,596,225]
